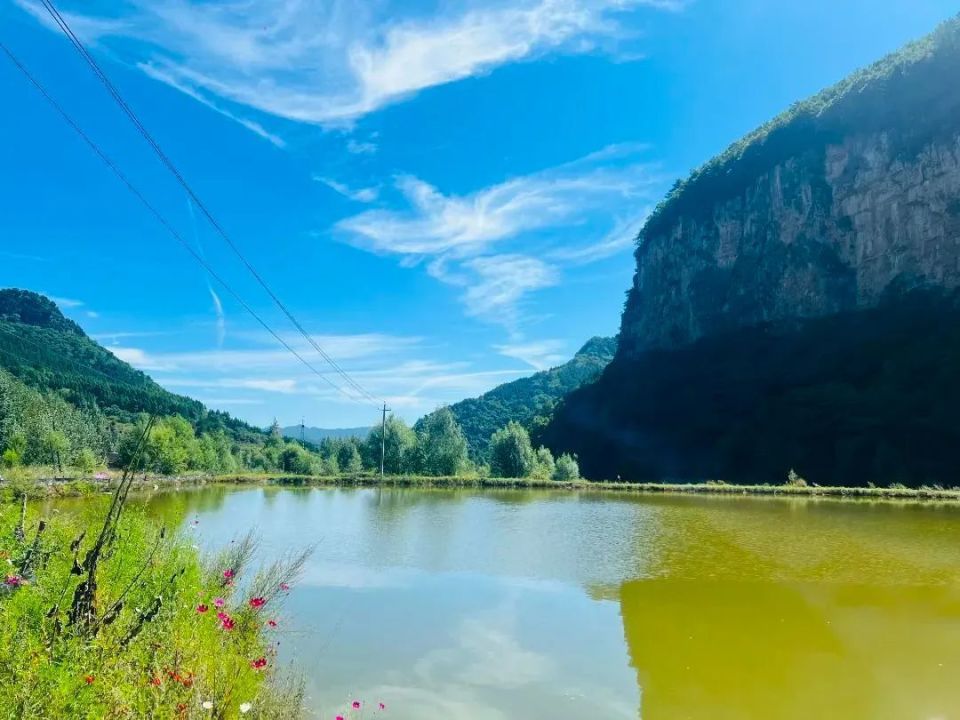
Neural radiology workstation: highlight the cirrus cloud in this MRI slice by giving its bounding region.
[14,0,683,136]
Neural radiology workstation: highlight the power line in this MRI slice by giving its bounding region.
[0,40,377,411]
[37,0,383,406]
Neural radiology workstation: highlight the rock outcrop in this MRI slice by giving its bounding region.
[619,16,960,356]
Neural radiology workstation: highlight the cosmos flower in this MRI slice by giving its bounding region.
[250,657,267,670]
[213,598,225,608]
[196,604,209,613]
[249,596,266,609]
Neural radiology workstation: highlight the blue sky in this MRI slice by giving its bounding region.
[1,0,957,429]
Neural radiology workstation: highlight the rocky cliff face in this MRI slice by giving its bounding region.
[620,133,960,356]
[619,16,960,356]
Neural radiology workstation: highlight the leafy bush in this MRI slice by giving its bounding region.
[489,422,536,478]
[553,453,580,481]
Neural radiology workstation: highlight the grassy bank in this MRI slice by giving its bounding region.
[0,467,308,718]
[6,467,960,502]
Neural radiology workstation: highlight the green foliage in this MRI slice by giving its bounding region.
[437,337,616,460]
[413,407,469,476]
[73,447,98,474]
[336,442,363,474]
[279,444,317,475]
[531,446,555,480]
[553,453,580,481]
[0,503,306,718]
[364,415,417,474]
[41,430,69,474]
[544,289,960,487]
[147,417,195,475]
[489,421,536,478]
[0,290,264,444]
[1,449,20,468]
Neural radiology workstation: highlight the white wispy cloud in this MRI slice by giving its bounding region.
[335,143,661,327]
[44,293,85,309]
[314,175,379,203]
[494,339,568,370]
[548,211,649,264]
[15,0,680,135]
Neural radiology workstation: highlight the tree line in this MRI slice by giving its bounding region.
[0,370,579,480]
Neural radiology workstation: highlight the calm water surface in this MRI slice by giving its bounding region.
[112,487,960,719]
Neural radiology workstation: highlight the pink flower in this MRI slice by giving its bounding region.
[336,716,345,720]
[213,598,225,608]
[249,597,266,610]
[279,583,290,591]
[4,574,24,587]
[352,701,361,710]
[223,569,235,579]
[196,603,209,613]
[379,702,386,710]
[217,612,235,630]
[267,619,278,628]
[250,657,267,670]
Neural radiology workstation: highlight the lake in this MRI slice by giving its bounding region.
[101,486,960,719]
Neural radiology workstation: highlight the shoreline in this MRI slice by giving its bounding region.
[6,470,960,503]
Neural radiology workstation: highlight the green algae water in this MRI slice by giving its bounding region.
[87,487,960,719]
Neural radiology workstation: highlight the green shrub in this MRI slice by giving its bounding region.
[1,449,21,468]
[553,453,580,481]
[72,447,98,474]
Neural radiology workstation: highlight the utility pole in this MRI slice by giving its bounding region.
[380,401,391,480]
[300,417,305,445]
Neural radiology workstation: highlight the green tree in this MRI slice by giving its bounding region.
[489,422,536,478]
[146,416,196,475]
[42,430,70,474]
[365,415,416,475]
[337,442,363,475]
[531,446,556,480]
[415,407,469,476]
[73,447,98,474]
[280,443,316,475]
[1,449,21,468]
[553,453,580,481]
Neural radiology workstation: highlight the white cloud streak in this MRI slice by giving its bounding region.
[15,0,680,134]
[314,175,379,203]
[335,144,661,327]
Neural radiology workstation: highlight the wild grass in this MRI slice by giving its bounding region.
[0,477,309,718]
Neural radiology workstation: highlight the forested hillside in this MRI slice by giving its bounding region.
[0,289,259,440]
[436,336,616,460]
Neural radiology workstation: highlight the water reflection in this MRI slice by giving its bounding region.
[49,486,960,719]
[610,495,960,719]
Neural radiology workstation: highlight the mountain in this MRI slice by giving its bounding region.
[282,425,372,443]
[436,336,616,460]
[0,288,261,442]
[544,17,960,487]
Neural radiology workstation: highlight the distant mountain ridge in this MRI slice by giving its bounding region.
[281,425,372,443]
[436,336,617,460]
